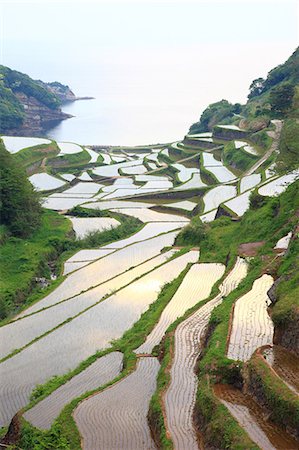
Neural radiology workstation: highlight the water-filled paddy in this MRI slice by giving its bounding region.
[29,173,66,191]
[1,136,51,153]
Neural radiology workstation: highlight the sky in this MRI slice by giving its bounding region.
[0,0,298,144]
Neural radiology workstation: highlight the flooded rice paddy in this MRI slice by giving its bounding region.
[227,274,274,361]
[17,231,180,317]
[164,257,247,449]
[203,185,236,213]
[135,262,224,354]
[69,216,120,238]
[0,251,197,426]
[74,357,159,450]
[29,173,66,191]
[24,352,123,429]
[1,136,51,153]
[214,384,299,450]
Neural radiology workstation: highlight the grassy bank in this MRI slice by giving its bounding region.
[14,142,60,171]
[0,209,72,320]
[276,118,299,172]
[195,376,258,450]
[47,148,91,169]
[246,352,299,438]
[223,141,258,172]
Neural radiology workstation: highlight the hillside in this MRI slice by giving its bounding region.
[0,49,299,450]
[0,66,83,135]
[189,46,299,134]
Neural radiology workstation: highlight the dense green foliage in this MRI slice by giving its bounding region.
[0,65,62,131]
[0,141,41,237]
[269,83,295,116]
[248,47,299,99]
[189,99,241,133]
[0,82,24,130]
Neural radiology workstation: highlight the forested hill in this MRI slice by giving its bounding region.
[0,65,78,135]
[189,46,299,134]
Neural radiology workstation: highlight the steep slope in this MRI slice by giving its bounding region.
[0,66,75,134]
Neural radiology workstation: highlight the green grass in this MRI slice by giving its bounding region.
[14,142,60,170]
[0,210,72,320]
[271,237,299,353]
[47,148,91,169]
[223,141,258,172]
[247,353,299,434]
[276,118,299,173]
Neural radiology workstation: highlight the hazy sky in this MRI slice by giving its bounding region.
[0,0,298,144]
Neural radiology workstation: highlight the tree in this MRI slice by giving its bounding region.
[0,141,41,237]
[269,83,295,115]
[248,78,265,99]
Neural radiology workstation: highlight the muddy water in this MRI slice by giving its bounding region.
[214,384,299,450]
[263,345,299,394]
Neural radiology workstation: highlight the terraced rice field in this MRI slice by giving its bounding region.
[214,384,299,450]
[166,200,196,211]
[78,171,93,181]
[74,357,159,450]
[202,152,222,166]
[203,185,236,213]
[224,190,251,216]
[110,208,189,223]
[92,159,141,177]
[83,200,155,210]
[43,196,94,211]
[122,165,147,175]
[69,217,120,238]
[24,352,123,429]
[205,165,236,182]
[218,124,241,130]
[60,182,101,195]
[0,251,196,426]
[57,142,83,154]
[227,274,274,361]
[200,209,217,223]
[164,258,248,449]
[242,144,258,155]
[135,263,225,354]
[1,251,176,360]
[85,147,99,163]
[240,174,261,193]
[29,173,66,191]
[103,189,144,200]
[274,231,292,252]
[60,173,76,182]
[172,163,199,182]
[103,222,186,249]
[17,231,180,317]
[135,174,170,182]
[175,173,206,190]
[101,153,112,164]
[142,180,173,190]
[1,136,51,153]
[258,170,299,196]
